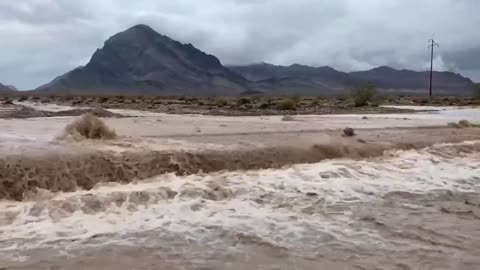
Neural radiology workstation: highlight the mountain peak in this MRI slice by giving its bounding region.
[128,24,155,32]
[371,66,397,72]
[36,24,247,95]
[105,24,168,47]
[0,82,17,93]
[120,24,164,40]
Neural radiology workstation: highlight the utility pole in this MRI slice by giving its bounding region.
[428,38,439,97]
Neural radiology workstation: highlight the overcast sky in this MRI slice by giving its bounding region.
[1,0,479,89]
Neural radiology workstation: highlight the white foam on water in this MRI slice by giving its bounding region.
[15,101,83,112]
[1,141,479,262]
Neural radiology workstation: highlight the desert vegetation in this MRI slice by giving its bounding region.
[448,120,480,129]
[276,97,298,111]
[62,113,117,140]
[473,83,480,99]
[351,84,378,107]
[215,97,228,107]
[3,91,480,118]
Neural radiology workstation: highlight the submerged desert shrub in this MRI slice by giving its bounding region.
[63,113,117,140]
[459,120,473,128]
[282,115,295,121]
[448,120,479,128]
[351,84,378,107]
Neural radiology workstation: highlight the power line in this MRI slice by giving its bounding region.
[428,38,439,97]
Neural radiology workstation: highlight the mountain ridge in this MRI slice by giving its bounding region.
[36,24,475,96]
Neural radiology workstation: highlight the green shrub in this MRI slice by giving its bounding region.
[259,102,270,109]
[215,97,228,107]
[290,95,301,104]
[98,97,109,103]
[237,97,251,105]
[473,83,480,99]
[18,96,28,102]
[351,84,378,107]
[276,98,297,110]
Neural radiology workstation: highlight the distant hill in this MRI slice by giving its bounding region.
[0,83,17,94]
[230,63,360,95]
[37,24,248,95]
[349,66,474,95]
[231,63,475,95]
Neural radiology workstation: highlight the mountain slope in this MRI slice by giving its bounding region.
[0,83,17,94]
[230,63,359,95]
[37,25,248,95]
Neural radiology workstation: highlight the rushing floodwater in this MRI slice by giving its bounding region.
[1,105,479,269]
[1,141,479,270]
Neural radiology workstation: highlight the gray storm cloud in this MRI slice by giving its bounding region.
[0,0,479,89]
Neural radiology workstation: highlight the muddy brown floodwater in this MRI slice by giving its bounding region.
[0,103,479,270]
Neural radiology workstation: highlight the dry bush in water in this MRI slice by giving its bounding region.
[448,120,480,128]
[62,113,117,140]
[459,120,473,128]
[282,115,295,121]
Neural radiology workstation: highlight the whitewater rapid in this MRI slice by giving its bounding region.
[1,141,479,269]
[1,104,480,269]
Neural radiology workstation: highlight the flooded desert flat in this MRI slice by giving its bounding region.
[1,104,480,270]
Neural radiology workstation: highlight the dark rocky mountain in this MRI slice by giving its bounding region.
[0,83,17,94]
[36,24,474,96]
[231,63,475,95]
[349,66,474,95]
[37,24,248,95]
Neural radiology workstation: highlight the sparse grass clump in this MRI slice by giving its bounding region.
[2,99,13,105]
[351,84,378,107]
[237,97,251,105]
[259,103,270,109]
[63,113,117,140]
[276,98,297,111]
[215,97,228,107]
[290,95,301,104]
[310,100,320,107]
[17,96,28,102]
[98,97,109,103]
